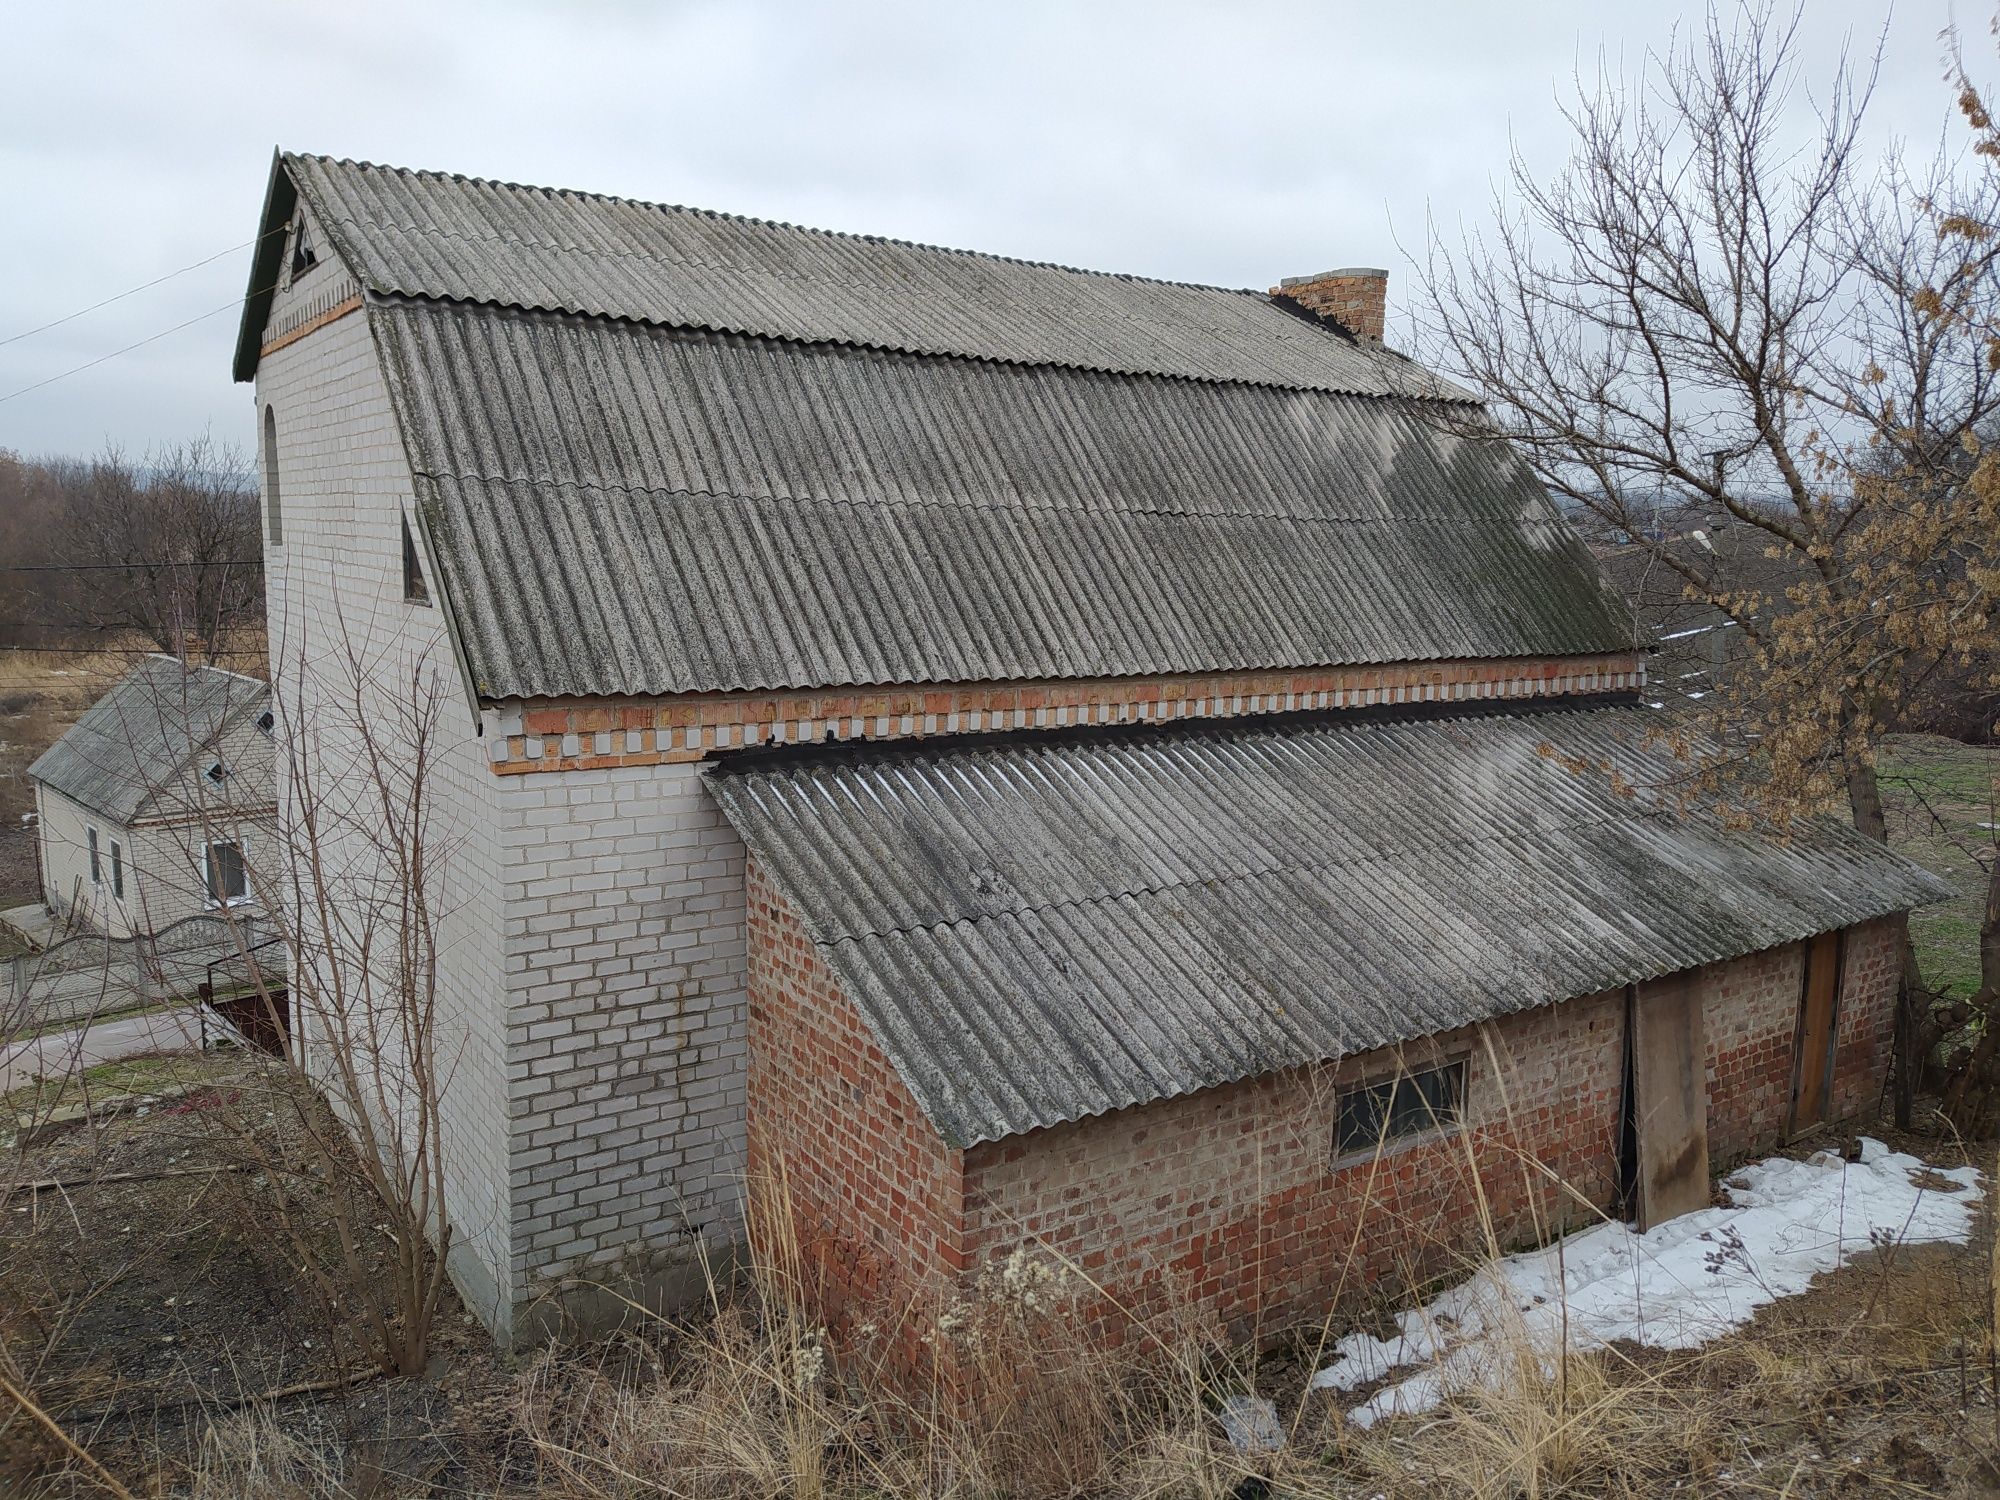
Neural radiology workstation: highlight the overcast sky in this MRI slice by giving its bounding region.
[0,0,1977,461]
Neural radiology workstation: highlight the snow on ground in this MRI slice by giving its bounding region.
[1312,1139,1983,1429]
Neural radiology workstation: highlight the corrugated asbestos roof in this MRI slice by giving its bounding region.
[371,298,1639,697]
[707,705,1949,1147]
[234,152,1642,697]
[28,656,270,825]
[257,153,1456,400]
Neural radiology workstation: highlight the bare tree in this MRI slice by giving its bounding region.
[1413,2,2000,1126]
[211,633,464,1377]
[36,434,262,663]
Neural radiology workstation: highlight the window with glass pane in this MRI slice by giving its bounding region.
[206,841,247,904]
[1335,1061,1466,1156]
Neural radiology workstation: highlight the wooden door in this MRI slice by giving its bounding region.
[1630,972,1710,1232]
[1789,931,1843,1134]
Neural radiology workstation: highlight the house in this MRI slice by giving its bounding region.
[27,655,273,939]
[231,152,1946,1358]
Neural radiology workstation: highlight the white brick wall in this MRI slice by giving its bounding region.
[253,246,754,1339]
[497,759,748,1323]
[256,292,517,1331]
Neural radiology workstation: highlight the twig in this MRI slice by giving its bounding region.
[4,1162,258,1198]
[63,1365,387,1426]
[0,1369,139,1500]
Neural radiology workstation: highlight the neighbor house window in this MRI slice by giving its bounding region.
[205,840,249,906]
[402,513,429,603]
[262,405,283,546]
[1335,1060,1467,1157]
[255,709,275,737]
[87,827,101,884]
[110,841,124,901]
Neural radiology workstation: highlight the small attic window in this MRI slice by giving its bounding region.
[255,709,275,737]
[289,217,317,282]
[402,513,430,604]
[205,760,228,785]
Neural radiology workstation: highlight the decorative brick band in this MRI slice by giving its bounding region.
[485,654,1646,775]
[260,289,362,358]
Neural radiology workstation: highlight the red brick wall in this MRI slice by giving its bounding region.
[744,858,964,1376]
[1827,915,1904,1122]
[1701,915,1904,1164]
[961,991,1628,1346]
[1700,941,1808,1167]
[746,908,1907,1366]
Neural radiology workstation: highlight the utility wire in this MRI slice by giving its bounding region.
[0,257,285,407]
[0,297,249,406]
[0,226,281,350]
[0,560,264,572]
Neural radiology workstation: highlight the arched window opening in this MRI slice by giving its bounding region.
[262,405,283,546]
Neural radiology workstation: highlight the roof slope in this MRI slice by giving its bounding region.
[246,153,1454,400]
[374,299,1640,697]
[708,705,1947,1147]
[28,656,270,825]
[236,153,1643,698]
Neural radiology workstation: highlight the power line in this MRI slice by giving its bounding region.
[0,560,264,573]
[0,621,167,631]
[0,226,282,350]
[0,296,250,406]
[0,644,202,657]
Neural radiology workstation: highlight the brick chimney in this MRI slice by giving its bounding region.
[1271,267,1388,343]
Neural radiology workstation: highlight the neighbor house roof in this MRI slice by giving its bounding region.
[708,705,1948,1147]
[28,656,270,825]
[235,153,1642,700]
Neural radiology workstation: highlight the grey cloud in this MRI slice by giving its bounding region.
[0,0,1967,457]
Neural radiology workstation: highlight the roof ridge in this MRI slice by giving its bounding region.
[288,151,1272,300]
[140,653,270,695]
[368,290,1472,403]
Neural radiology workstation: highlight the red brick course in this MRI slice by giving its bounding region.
[747,860,1906,1374]
[494,653,1646,775]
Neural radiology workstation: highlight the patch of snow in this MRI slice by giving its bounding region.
[1311,1140,1982,1429]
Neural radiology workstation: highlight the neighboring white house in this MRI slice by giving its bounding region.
[27,656,275,939]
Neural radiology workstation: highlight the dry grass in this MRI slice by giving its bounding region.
[4,1051,1993,1496]
[5,1153,1990,1497]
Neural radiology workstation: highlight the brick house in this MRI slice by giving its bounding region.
[28,655,273,939]
[232,152,1945,1351]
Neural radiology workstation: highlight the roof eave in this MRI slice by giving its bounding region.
[232,149,297,383]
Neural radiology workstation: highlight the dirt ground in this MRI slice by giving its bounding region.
[1,1050,1997,1498]
[1,1049,512,1498]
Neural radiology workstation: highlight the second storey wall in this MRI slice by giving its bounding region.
[256,299,516,1332]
